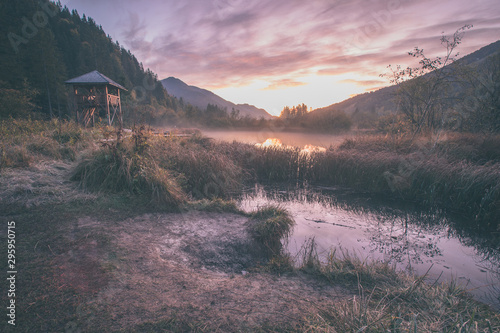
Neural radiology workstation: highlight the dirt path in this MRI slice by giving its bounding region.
[0,161,348,331]
[69,212,347,331]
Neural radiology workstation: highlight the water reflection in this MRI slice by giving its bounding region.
[238,183,500,309]
[255,137,327,153]
[255,138,283,148]
[201,129,349,148]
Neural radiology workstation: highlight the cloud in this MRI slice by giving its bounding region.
[339,79,386,87]
[60,0,500,109]
[262,79,307,90]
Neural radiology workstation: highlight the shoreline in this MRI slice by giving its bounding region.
[1,119,499,331]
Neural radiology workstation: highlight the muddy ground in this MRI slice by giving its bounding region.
[0,161,348,332]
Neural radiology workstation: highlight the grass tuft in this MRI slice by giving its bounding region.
[150,136,244,199]
[250,205,295,256]
[71,140,186,209]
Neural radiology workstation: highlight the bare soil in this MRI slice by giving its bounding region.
[69,212,348,331]
[0,161,348,332]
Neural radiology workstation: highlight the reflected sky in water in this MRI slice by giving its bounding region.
[239,184,500,309]
[202,129,349,149]
[255,138,327,153]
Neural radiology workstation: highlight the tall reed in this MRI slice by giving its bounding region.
[222,135,499,230]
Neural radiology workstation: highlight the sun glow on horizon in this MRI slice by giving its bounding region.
[255,138,283,148]
[211,72,382,116]
[59,0,500,117]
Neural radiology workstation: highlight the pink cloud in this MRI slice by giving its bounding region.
[60,0,500,108]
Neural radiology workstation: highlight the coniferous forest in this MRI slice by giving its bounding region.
[0,0,353,131]
[0,0,181,124]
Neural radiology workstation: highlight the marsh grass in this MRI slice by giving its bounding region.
[2,120,499,332]
[249,205,296,256]
[224,135,500,231]
[71,133,186,208]
[297,240,500,332]
[150,136,244,199]
[2,119,498,228]
[0,118,90,168]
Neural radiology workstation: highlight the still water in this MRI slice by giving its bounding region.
[239,184,500,310]
[205,130,500,309]
[201,129,350,149]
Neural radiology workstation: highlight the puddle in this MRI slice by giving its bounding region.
[239,184,500,309]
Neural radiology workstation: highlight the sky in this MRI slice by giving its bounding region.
[60,0,500,116]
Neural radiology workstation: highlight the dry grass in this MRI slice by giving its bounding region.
[71,139,186,209]
[1,120,499,332]
[249,205,296,256]
[297,241,500,332]
[0,118,92,168]
[220,135,500,231]
[2,119,498,228]
[150,135,245,199]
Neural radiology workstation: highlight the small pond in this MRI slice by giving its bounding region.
[239,183,500,310]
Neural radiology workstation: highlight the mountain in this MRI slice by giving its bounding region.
[313,85,397,117]
[161,77,273,119]
[311,40,500,122]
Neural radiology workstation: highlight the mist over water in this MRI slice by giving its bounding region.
[201,129,351,149]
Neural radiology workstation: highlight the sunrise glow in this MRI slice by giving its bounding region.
[60,0,500,115]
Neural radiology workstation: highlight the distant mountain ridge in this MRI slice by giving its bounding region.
[312,40,500,118]
[161,77,273,119]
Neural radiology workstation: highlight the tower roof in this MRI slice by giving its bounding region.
[65,70,127,90]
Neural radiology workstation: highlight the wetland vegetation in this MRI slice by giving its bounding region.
[1,118,499,331]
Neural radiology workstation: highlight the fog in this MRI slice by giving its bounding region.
[201,130,353,149]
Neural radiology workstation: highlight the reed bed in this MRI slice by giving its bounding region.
[4,119,498,229]
[223,136,500,231]
[3,119,499,332]
[145,132,500,230]
[149,135,245,199]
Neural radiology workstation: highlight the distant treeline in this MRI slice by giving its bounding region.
[181,102,353,133]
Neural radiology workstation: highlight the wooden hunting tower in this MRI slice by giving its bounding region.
[65,70,127,127]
